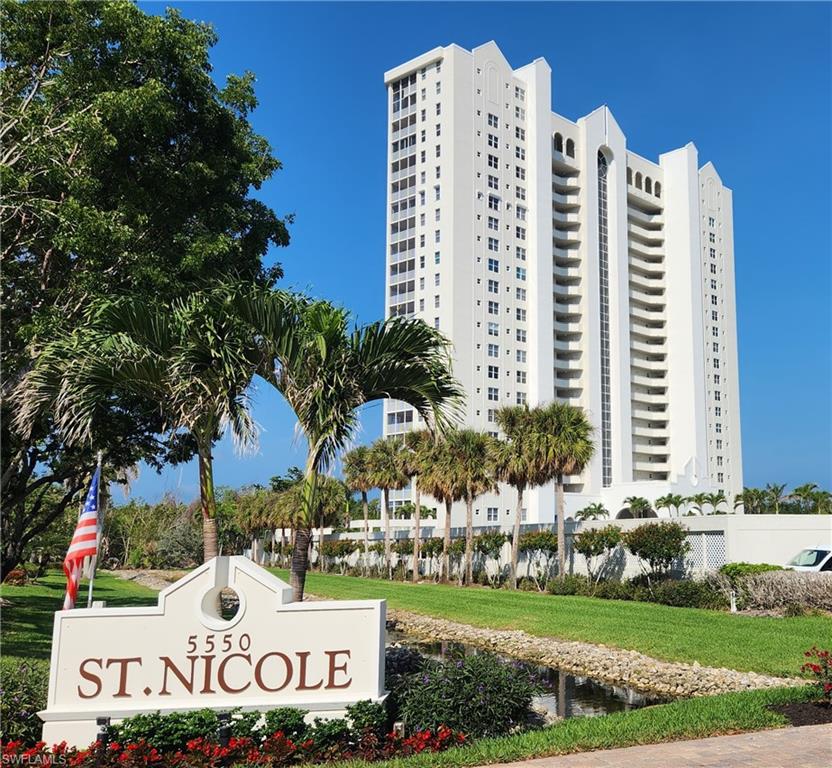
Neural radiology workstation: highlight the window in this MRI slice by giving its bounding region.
[710,247,716,258]
[715,423,722,434]
[715,406,722,417]
[717,472,724,483]
[434,229,440,243]
[710,263,717,274]
[516,266,527,281]
[516,371,527,383]
[488,300,499,315]
[565,138,575,158]
[516,186,526,200]
[711,295,718,306]
[434,185,441,201]
[434,273,440,287]
[716,439,723,449]
[487,133,498,148]
[487,257,500,272]
[487,387,499,401]
[487,408,495,422]
[487,279,499,293]
[435,81,441,95]
[516,246,526,260]
[488,216,499,231]
[635,172,642,189]
[515,146,526,161]
[712,327,719,337]
[516,349,527,363]
[709,232,716,243]
[487,365,499,379]
[487,237,499,252]
[487,507,499,522]
[434,317,440,328]
[515,166,526,180]
[516,206,526,221]
[515,106,525,120]
[487,343,499,357]
[714,374,721,384]
[710,278,717,290]
[713,358,720,369]
[627,167,633,185]
[716,456,723,468]
[516,287,526,301]
[712,341,719,353]
[654,181,661,198]
[554,133,563,153]
[516,226,526,240]
[419,298,424,311]
[487,113,498,128]
[515,126,525,141]
[714,390,721,401]
[488,154,499,169]
[516,392,527,405]
[419,276,425,290]
[434,295,439,308]
[435,144,441,158]
[515,85,525,101]
[516,329,527,342]
[645,177,653,194]
[488,174,499,190]
[708,216,716,227]
[435,103,441,116]
[435,208,441,222]
[419,254,425,268]
[434,251,441,264]
[487,321,499,336]
[488,194,500,210]
[435,166,440,179]
[516,307,527,321]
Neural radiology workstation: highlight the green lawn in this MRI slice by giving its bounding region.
[0,571,158,660]
[273,571,829,679]
[334,686,816,768]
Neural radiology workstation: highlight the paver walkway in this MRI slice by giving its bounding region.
[480,724,832,768]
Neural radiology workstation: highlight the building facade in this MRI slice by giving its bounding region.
[382,41,743,527]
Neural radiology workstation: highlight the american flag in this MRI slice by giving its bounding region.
[62,466,101,610]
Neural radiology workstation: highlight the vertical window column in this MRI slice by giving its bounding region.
[597,151,612,487]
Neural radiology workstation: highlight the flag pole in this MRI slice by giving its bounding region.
[86,452,103,608]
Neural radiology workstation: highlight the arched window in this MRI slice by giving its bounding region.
[627,167,633,185]
[554,133,563,153]
[645,177,653,194]
[635,172,643,190]
[565,138,575,158]
[654,181,662,198]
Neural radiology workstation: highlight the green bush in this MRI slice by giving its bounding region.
[649,578,728,609]
[0,657,49,743]
[624,521,690,575]
[398,652,539,738]
[546,574,590,595]
[263,707,308,740]
[719,562,783,586]
[593,579,636,601]
[112,709,220,751]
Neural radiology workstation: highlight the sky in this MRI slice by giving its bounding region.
[122,1,832,503]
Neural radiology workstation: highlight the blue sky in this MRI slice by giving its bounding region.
[123,1,831,502]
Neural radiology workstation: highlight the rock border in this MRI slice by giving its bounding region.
[387,609,803,699]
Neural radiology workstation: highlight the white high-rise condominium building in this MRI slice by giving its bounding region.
[382,41,743,526]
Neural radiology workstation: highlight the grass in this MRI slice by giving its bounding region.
[0,570,158,660]
[273,571,830,679]
[331,686,817,768]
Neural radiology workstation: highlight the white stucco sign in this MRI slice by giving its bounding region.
[39,557,386,747]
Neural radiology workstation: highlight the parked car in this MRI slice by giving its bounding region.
[785,545,832,572]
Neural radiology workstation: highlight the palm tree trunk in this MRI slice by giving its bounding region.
[412,479,421,583]
[465,496,474,586]
[318,510,325,572]
[290,460,319,601]
[198,442,218,562]
[361,490,369,576]
[382,487,392,579]
[556,473,566,578]
[511,486,524,589]
[441,498,452,583]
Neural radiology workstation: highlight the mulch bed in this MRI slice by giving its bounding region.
[770,701,832,726]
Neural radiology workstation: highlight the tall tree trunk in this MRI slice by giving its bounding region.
[362,490,369,576]
[318,510,325,572]
[464,496,474,586]
[382,488,392,579]
[556,473,566,578]
[412,479,421,583]
[198,444,218,562]
[441,499,452,583]
[511,485,525,589]
[290,459,319,601]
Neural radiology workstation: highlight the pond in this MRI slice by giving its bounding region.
[387,629,668,720]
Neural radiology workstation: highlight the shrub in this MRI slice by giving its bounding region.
[801,647,832,702]
[573,525,622,586]
[384,646,426,723]
[739,570,832,612]
[112,709,220,751]
[518,530,558,590]
[155,517,202,569]
[398,652,539,738]
[0,657,49,743]
[263,707,308,740]
[719,562,782,587]
[546,574,590,596]
[593,579,636,601]
[649,578,727,610]
[624,521,690,576]
[2,568,28,585]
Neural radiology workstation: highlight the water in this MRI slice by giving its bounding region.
[387,629,668,720]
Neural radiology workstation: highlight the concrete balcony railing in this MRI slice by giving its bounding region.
[630,391,668,408]
[630,304,665,324]
[554,318,581,335]
[629,239,664,260]
[553,210,581,227]
[629,288,666,309]
[554,338,583,353]
[631,403,668,421]
[627,206,664,228]
[554,262,581,280]
[629,271,664,291]
[555,375,582,390]
[632,423,669,438]
[553,246,581,263]
[630,337,667,355]
[627,221,665,245]
[552,173,580,192]
[552,190,580,208]
[633,456,670,473]
[632,441,670,456]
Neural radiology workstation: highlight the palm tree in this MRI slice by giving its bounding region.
[343,445,374,574]
[493,405,540,588]
[367,437,410,579]
[734,486,765,514]
[704,490,727,515]
[765,483,787,515]
[529,403,595,578]
[236,290,462,600]
[445,429,497,585]
[15,290,262,562]
[312,476,350,571]
[790,483,818,513]
[655,493,685,518]
[624,496,653,519]
[402,429,432,582]
[418,438,464,583]
[686,493,708,515]
[575,502,609,521]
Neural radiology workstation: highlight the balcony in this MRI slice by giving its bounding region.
[553,210,581,227]
[630,337,666,356]
[554,375,582,390]
[633,456,669,473]
[630,392,667,408]
[554,263,581,281]
[553,228,581,247]
[629,239,664,261]
[630,304,665,324]
[554,246,581,264]
[629,271,664,291]
[554,318,581,335]
[554,338,583,353]
[627,207,664,229]
[632,423,669,439]
[632,441,670,456]
[631,403,668,421]
[552,173,580,193]
[552,190,580,208]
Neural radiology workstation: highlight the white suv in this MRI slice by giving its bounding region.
[786,546,832,572]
